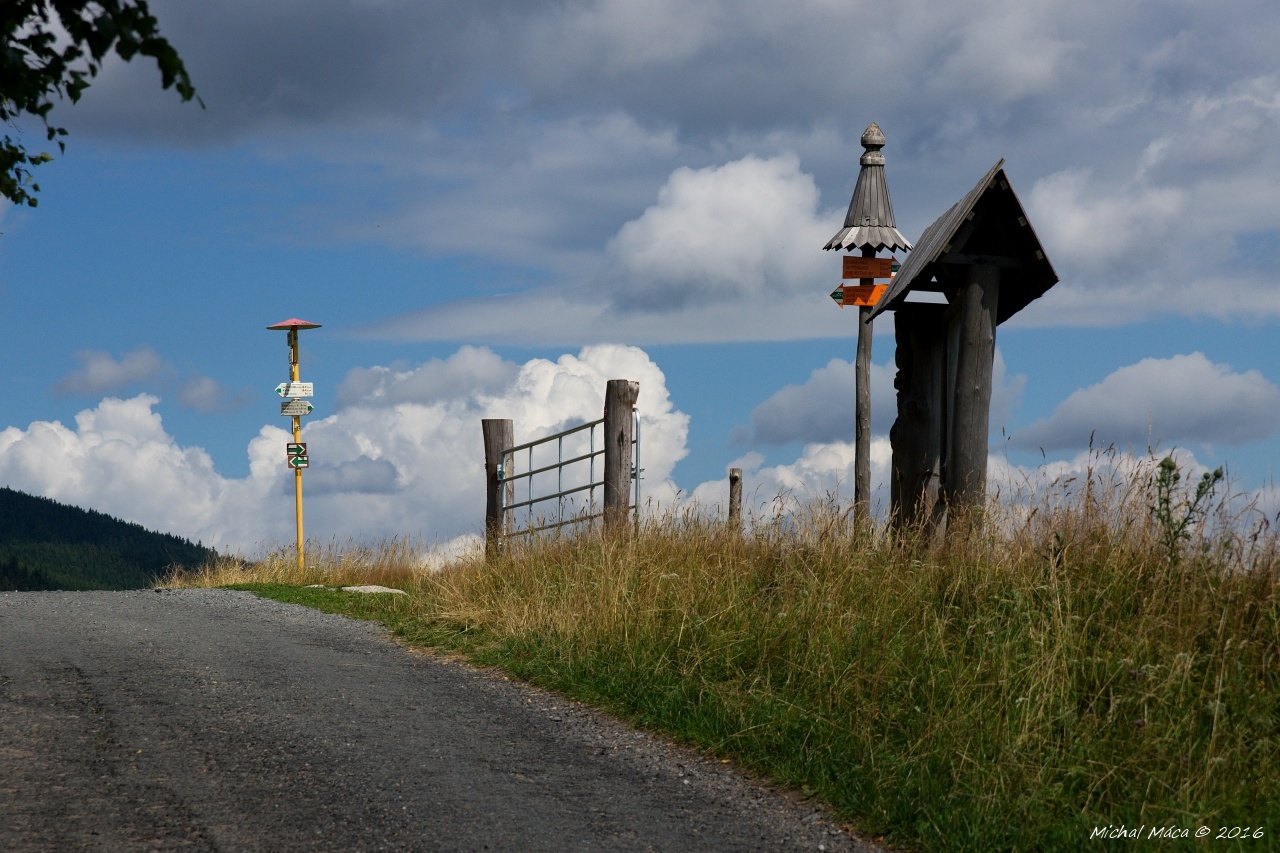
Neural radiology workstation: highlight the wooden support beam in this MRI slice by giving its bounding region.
[482,418,514,558]
[942,263,999,514]
[603,379,640,532]
[889,303,947,532]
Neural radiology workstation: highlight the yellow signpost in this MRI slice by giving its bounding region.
[267,318,321,574]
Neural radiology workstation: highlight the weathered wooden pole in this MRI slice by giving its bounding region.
[855,248,875,517]
[602,379,639,532]
[942,264,999,514]
[889,303,947,531]
[482,418,513,557]
[728,467,743,530]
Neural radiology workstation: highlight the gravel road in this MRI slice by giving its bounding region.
[0,589,886,852]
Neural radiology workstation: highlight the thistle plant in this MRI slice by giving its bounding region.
[1151,455,1224,565]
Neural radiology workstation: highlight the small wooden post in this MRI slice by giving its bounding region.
[728,467,743,530]
[602,379,639,532]
[482,418,513,557]
[942,264,999,514]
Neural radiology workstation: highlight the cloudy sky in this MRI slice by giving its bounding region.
[2,0,1278,554]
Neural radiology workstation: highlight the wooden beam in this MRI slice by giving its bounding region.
[942,263,999,514]
[889,303,946,532]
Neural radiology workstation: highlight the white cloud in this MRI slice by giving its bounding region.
[604,154,832,312]
[55,347,170,396]
[932,0,1080,102]
[0,346,690,553]
[1028,168,1187,276]
[1011,353,1280,452]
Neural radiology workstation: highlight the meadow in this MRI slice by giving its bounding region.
[167,453,1279,851]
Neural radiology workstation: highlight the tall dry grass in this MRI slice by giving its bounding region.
[167,453,1280,850]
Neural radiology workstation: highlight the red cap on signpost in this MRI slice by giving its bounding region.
[266,318,322,330]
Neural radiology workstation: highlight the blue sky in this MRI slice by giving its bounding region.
[1,0,1278,553]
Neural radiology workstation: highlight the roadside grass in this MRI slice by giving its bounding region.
[165,457,1279,851]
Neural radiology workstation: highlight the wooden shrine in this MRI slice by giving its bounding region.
[867,160,1058,531]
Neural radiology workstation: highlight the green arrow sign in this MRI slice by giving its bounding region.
[287,442,306,457]
[288,455,309,469]
[830,288,845,304]
[281,400,315,417]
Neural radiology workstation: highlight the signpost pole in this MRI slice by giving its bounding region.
[268,317,321,576]
[855,247,874,521]
[289,327,304,575]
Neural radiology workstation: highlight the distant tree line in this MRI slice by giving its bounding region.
[0,487,217,590]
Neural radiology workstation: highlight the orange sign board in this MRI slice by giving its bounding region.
[842,256,895,279]
[833,284,888,307]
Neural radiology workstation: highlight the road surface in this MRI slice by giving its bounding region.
[0,589,883,852]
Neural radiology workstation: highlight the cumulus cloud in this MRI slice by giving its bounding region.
[743,348,1025,446]
[0,345,689,553]
[55,347,171,396]
[1011,353,1280,452]
[604,154,831,312]
[360,153,850,344]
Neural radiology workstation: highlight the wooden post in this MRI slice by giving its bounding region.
[603,379,639,532]
[855,250,874,519]
[942,263,999,514]
[482,418,513,557]
[728,467,742,530]
[889,303,947,531]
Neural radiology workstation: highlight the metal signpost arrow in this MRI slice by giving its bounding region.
[267,318,322,574]
[275,382,314,398]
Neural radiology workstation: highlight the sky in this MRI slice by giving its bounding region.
[1,0,1278,556]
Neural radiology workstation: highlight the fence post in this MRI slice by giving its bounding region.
[603,379,639,532]
[728,468,742,531]
[482,418,513,558]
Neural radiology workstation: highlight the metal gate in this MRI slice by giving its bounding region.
[499,411,640,538]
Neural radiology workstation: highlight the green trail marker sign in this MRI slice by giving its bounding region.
[281,400,315,417]
[286,442,308,469]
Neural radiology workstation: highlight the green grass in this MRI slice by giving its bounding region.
[173,457,1280,852]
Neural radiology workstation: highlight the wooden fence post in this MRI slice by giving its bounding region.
[728,467,743,531]
[603,379,639,533]
[482,418,513,558]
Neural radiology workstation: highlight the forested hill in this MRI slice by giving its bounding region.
[0,488,218,591]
